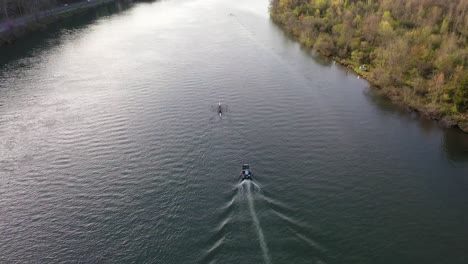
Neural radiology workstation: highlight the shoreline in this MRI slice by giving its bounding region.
[268,18,468,133]
[332,57,468,133]
[0,0,129,46]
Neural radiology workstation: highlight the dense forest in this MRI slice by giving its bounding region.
[270,0,468,126]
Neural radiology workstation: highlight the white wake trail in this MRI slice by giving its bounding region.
[245,182,272,264]
[251,181,262,191]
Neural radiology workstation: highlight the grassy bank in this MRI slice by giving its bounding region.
[270,0,468,132]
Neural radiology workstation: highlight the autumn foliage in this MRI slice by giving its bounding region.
[270,0,468,117]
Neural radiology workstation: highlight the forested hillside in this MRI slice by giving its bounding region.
[270,0,468,126]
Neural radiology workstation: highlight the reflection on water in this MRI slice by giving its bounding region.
[0,0,132,67]
[364,88,468,162]
[444,129,468,162]
[0,0,467,263]
[308,51,334,67]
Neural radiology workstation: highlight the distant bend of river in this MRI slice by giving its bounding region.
[1,0,468,263]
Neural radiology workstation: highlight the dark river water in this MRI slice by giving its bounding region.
[1,0,468,263]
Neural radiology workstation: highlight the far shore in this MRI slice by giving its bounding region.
[0,0,122,46]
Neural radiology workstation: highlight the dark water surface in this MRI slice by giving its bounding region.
[1,0,468,263]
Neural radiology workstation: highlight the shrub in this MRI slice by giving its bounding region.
[454,75,468,112]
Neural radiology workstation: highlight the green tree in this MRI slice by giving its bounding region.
[270,0,468,118]
[454,74,468,112]
[314,33,335,56]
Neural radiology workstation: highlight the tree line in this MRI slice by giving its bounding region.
[270,0,468,118]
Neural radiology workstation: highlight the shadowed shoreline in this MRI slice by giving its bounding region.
[0,0,142,46]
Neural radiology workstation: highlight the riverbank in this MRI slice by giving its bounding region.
[333,57,468,132]
[269,0,468,133]
[0,0,131,46]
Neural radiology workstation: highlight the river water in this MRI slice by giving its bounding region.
[1,0,468,263]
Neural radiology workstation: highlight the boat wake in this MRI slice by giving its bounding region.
[237,180,261,195]
[202,181,271,264]
[263,194,329,263]
[200,191,237,264]
[240,180,272,264]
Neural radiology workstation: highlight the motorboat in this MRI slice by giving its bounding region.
[241,164,252,180]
